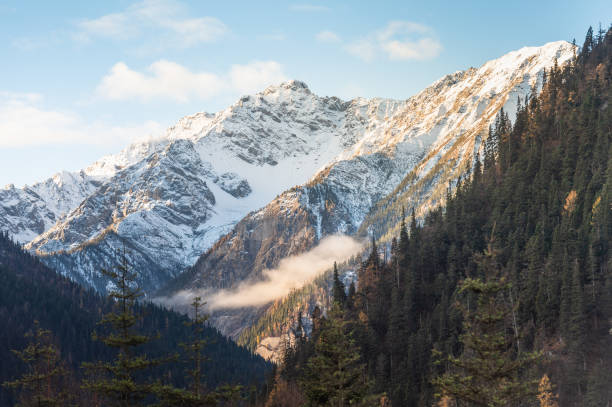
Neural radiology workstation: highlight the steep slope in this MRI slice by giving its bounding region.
[0,172,100,244]
[0,136,163,245]
[0,231,272,406]
[2,81,406,293]
[1,41,575,302]
[160,41,576,337]
[267,31,612,405]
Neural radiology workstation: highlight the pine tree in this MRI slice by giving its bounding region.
[332,262,347,307]
[81,248,163,406]
[301,304,373,406]
[567,259,587,395]
[357,238,380,315]
[582,26,594,59]
[584,361,612,407]
[484,125,498,173]
[346,282,356,311]
[433,276,542,406]
[182,296,211,400]
[154,296,219,406]
[2,321,69,406]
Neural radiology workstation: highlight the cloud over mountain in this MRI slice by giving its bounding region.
[97,60,287,102]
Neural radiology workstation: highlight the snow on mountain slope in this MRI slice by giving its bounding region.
[159,41,576,338]
[1,41,574,299]
[3,81,405,292]
[0,172,100,243]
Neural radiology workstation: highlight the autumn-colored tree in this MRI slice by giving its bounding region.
[265,376,306,407]
[537,374,559,407]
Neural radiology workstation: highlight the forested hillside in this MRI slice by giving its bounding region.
[0,232,272,406]
[271,26,612,407]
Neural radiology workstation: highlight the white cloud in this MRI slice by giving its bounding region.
[0,92,162,148]
[316,30,341,43]
[75,0,228,47]
[11,31,63,51]
[97,60,223,102]
[0,91,43,104]
[229,61,287,95]
[97,60,288,103]
[290,4,330,12]
[158,235,364,310]
[382,37,443,61]
[77,12,135,41]
[345,39,377,61]
[156,16,227,47]
[346,20,442,62]
[377,21,431,39]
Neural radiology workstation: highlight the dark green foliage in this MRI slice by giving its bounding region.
[280,25,612,406]
[81,248,166,406]
[155,297,226,406]
[300,304,374,407]
[2,321,70,406]
[0,233,272,406]
[181,296,211,400]
[432,275,542,406]
[332,262,347,307]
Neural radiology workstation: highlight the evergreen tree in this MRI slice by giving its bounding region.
[346,282,356,311]
[301,304,373,406]
[433,276,542,406]
[584,361,612,406]
[155,296,218,407]
[484,125,498,173]
[181,296,211,401]
[81,248,163,406]
[2,321,69,406]
[582,26,594,59]
[332,262,347,307]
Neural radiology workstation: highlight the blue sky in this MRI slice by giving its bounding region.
[1,0,610,187]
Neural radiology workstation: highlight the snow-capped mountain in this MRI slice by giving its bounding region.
[0,41,574,299]
[159,41,576,336]
[3,81,408,292]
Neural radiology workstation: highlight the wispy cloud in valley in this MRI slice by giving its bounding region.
[158,235,363,310]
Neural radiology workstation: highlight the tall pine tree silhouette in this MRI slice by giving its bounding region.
[82,247,163,406]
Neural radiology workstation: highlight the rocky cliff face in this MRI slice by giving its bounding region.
[159,41,576,338]
[2,81,406,293]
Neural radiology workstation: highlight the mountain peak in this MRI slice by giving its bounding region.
[1,40,578,299]
[262,80,311,95]
[280,79,310,90]
[484,40,575,72]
